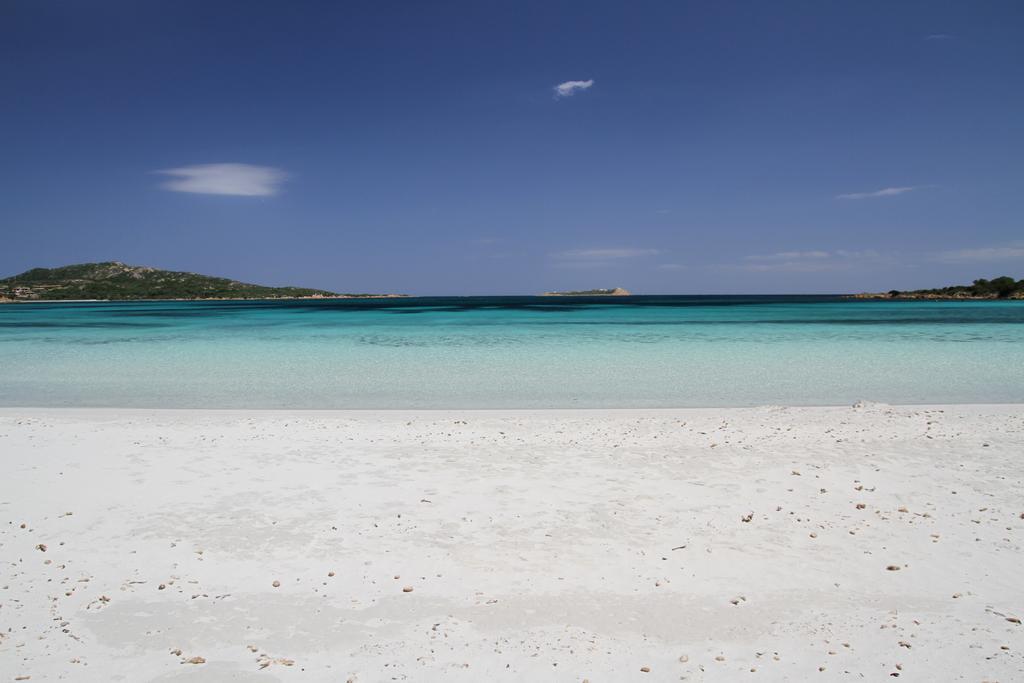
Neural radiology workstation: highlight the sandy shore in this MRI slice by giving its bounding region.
[1,405,1022,681]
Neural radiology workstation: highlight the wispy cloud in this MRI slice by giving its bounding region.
[836,186,917,200]
[745,250,831,261]
[553,79,594,98]
[550,247,658,267]
[734,249,884,272]
[929,244,1024,263]
[155,163,287,196]
[733,243,1021,272]
[554,248,658,260]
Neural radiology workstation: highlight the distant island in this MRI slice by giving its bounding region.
[851,276,1024,300]
[542,287,632,296]
[0,262,406,302]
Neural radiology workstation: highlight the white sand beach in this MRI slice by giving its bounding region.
[1,404,1023,681]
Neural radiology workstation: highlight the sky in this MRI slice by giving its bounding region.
[1,1,1022,295]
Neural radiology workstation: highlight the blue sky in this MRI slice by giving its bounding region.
[1,1,1022,294]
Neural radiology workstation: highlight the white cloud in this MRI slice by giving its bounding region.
[929,245,1024,263]
[553,79,594,98]
[836,186,917,200]
[156,163,287,196]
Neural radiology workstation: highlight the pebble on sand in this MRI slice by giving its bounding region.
[402,586,414,592]
[35,544,46,552]
[886,565,901,571]
[272,580,281,587]
[185,656,206,664]
[640,666,650,672]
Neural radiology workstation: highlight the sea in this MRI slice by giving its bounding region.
[1,296,1023,408]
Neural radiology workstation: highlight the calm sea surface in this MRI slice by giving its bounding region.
[1,296,1023,408]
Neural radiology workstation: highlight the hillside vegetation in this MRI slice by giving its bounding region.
[854,276,1024,300]
[0,262,341,301]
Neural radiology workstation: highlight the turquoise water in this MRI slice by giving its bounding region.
[1,296,1023,408]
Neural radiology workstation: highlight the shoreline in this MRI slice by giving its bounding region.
[3,403,1022,680]
[2,400,1023,415]
[0,294,410,304]
[848,293,1024,301]
[5,294,1024,304]
[2,400,1024,415]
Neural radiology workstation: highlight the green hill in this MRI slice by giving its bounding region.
[0,262,344,301]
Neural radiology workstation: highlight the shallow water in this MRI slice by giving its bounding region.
[1,296,1023,408]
